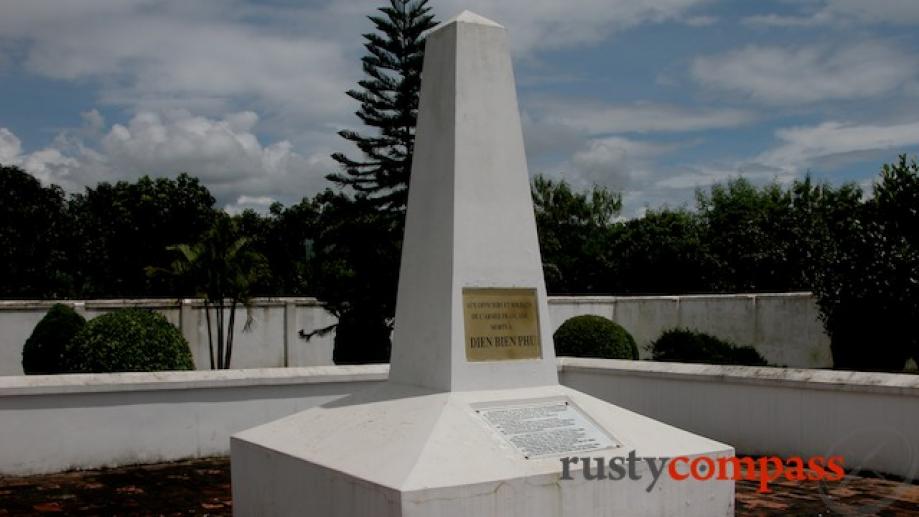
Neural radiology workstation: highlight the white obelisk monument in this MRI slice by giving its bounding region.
[232,11,734,516]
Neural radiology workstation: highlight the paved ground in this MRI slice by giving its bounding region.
[1,457,917,516]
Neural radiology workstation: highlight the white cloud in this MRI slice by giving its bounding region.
[521,98,729,213]
[742,14,826,28]
[236,195,275,206]
[756,120,919,170]
[2,127,97,190]
[0,0,722,210]
[0,0,717,124]
[4,110,334,207]
[692,41,917,104]
[10,0,909,218]
[530,98,753,134]
[568,136,678,190]
[81,110,106,133]
[744,0,919,27]
[520,97,743,212]
[102,110,261,184]
[0,129,23,164]
[822,0,919,24]
[655,119,919,192]
[0,1,354,122]
[20,148,87,190]
[655,162,793,190]
[225,195,278,215]
[422,0,713,52]
[683,15,717,27]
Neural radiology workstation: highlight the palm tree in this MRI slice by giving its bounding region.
[152,214,268,369]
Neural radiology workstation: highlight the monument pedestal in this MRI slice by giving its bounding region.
[232,383,733,516]
[232,10,733,516]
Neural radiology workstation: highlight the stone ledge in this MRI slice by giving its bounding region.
[558,357,919,396]
[546,292,814,303]
[0,297,327,311]
[0,364,389,397]
[1,293,816,310]
[4,359,917,398]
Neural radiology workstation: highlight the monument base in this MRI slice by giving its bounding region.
[231,382,734,516]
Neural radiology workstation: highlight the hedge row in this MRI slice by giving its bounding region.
[22,306,194,374]
[552,314,768,366]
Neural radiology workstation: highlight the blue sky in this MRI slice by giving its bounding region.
[1,0,918,216]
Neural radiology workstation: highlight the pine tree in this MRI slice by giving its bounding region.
[327,0,437,213]
[308,1,436,364]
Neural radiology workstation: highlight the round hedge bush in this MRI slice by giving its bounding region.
[63,308,195,373]
[649,328,768,366]
[22,303,86,375]
[553,315,638,360]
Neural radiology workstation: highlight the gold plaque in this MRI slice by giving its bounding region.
[463,288,541,361]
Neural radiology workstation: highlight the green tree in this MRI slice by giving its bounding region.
[234,199,322,296]
[306,191,401,364]
[0,165,73,298]
[812,156,918,370]
[608,208,713,294]
[154,215,269,369]
[874,156,919,367]
[327,0,437,213]
[696,178,800,292]
[69,174,216,298]
[693,176,858,293]
[532,176,621,294]
[785,176,863,288]
[313,0,436,364]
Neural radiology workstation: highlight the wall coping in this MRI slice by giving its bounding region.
[558,357,919,396]
[546,292,814,303]
[0,365,389,397]
[0,293,816,312]
[2,358,918,398]
[0,297,327,311]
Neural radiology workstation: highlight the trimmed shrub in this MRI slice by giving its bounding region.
[22,304,86,374]
[649,328,768,366]
[554,315,638,360]
[63,308,195,373]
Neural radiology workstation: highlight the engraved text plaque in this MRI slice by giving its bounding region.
[476,400,618,458]
[463,288,541,361]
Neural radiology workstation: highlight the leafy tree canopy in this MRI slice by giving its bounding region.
[532,175,621,294]
[0,165,72,298]
[68,173,216,298]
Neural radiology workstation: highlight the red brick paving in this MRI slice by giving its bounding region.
[0,457,916,516]
[0,458,231,516]
[736,472,919,516]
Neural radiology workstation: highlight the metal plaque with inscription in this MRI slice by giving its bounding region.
[463,287,541,361]
[476,400,618,458]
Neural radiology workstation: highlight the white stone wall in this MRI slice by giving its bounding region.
[0,298,337,375]
[1,361,916,479]
[0,366,388,475]
[559,358,919,482]
[0,293,831,375]
[547,293,833,368]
